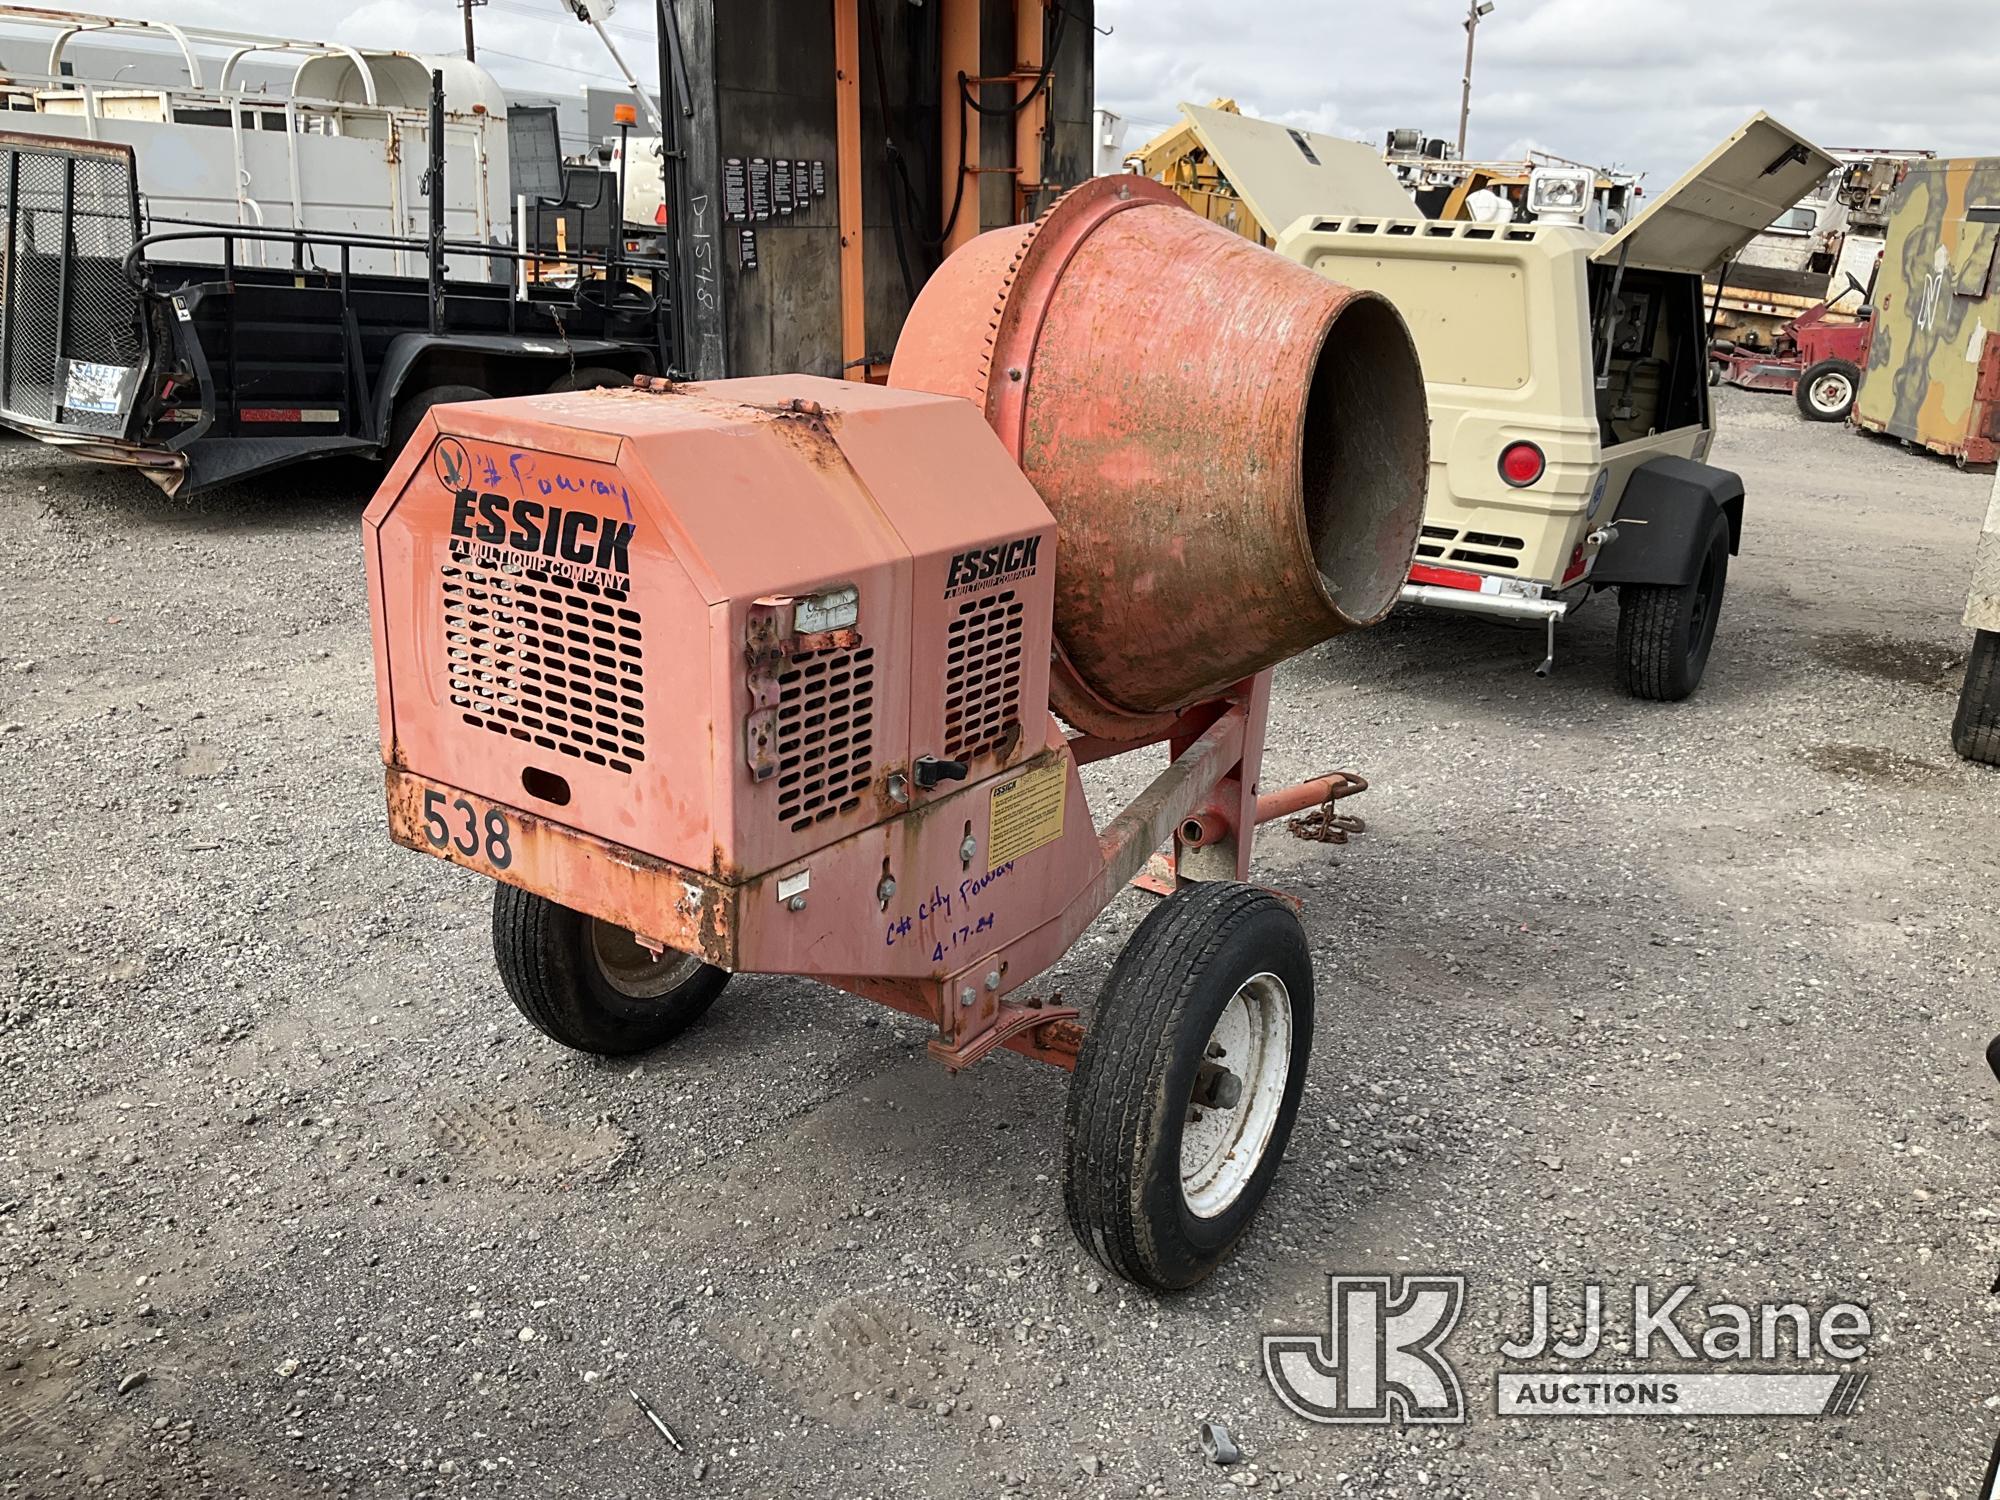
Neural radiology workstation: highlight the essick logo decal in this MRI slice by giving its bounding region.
[434,437,471,493]
[945,534,1040,598]
[448,488,636,588]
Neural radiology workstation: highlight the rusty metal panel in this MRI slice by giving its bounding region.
[385,766,740,968]
[363,374,1059,884]
[1855,156,2000,459]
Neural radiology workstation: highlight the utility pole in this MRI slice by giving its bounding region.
[461,0,485,62]
[1456,0,1494,159]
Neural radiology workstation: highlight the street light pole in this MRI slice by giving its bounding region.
[1456,0,1494,160]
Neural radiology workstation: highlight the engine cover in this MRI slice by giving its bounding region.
[363,374,1057,886]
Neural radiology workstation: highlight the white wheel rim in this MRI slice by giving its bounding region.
[1810,374,1851,413]
[1179,972,1294,1219]
[588,919,703,998]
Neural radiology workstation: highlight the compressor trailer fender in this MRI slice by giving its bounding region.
[1592,455,1744,701]
[1590,455,1744,587]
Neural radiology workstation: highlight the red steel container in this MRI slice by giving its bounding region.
[891,176,1428,740]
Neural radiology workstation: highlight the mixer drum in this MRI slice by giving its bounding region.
[891,176,1429,740]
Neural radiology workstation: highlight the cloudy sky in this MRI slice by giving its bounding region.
[1094,0,1992,187]
[6,0,1990,187]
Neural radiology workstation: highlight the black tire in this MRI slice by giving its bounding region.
[547,366,632,393]
[1064,882,1313,1291]
[492,885,728,1056]
[1952,628,2000,766]
[388,383,492,462]
[1795,358,1860,422]
[1615,511,1731,702]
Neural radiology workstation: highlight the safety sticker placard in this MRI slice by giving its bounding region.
[988,761,1066,867]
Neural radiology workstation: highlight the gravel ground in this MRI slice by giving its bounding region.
[1,387,1995,1499]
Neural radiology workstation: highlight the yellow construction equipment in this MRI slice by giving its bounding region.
[1124,100,1265,242]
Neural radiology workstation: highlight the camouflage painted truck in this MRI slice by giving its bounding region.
[1173,108,1835,698]
[1854,156,2000,465]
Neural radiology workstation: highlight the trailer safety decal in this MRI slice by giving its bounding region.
[988,760,1066,867]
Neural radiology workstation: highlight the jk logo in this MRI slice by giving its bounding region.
[1263,1274,1467,1426]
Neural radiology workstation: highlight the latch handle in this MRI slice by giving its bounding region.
[913,755,969,790]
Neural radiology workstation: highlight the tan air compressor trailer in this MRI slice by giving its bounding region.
[1151,107,1836,699]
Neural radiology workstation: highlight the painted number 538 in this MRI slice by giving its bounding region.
[421,789,514,870]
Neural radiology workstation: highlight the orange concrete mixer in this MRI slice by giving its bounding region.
[362,177,1428,1289]
[894,176,1427,739]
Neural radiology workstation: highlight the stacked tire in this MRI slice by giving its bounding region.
[1953,629,2000,766]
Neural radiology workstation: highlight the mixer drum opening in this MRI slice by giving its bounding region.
[887,175,1432,738]
[1299,294,1431,629]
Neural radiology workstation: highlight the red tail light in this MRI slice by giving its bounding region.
[1499,441,1545,487]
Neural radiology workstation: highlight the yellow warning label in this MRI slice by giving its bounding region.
[987,760,1067,868]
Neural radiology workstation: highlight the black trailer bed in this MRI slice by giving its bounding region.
[0,127,674,495]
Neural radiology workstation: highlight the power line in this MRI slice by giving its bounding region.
[480,44,656,87]
[484,0,656,43]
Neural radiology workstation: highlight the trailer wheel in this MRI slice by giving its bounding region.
[1615,511,1730,702]
[492,885,728,1056]
[547,366,632,393]
[388,383,492,461]
[1064,882,1312,1291]
[1952,628,2000,766]
[1796,358,1860,422]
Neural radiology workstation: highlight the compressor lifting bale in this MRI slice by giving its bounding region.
[361,177,1429,1290]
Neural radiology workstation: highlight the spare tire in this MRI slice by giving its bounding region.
[1952,628,2000,766]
